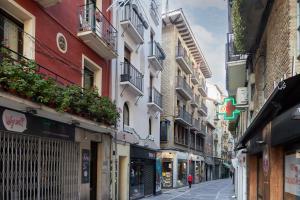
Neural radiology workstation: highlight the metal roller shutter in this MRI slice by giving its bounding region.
[144,161,155,196]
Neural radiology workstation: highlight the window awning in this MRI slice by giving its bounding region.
[237,74,300,148]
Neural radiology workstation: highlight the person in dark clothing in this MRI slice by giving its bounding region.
[188,174,193,188]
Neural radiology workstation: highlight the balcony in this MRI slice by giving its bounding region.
[78,4,118,59]
[120,61,143,96]
[191,95,200,108]
[175,107,192,126]
[148,41,166,72]
[120,3,146,44]
[198,78,207,97]
[198,101,208,116]
[148,87,163,112]
[199,123,207,136]
[175,45,193,74]
[191,70,200,85]
[226,33,248,62]
[176,76,193,100]
[191,118,201,131]
[35,0,61,7]
[150,0,159,25]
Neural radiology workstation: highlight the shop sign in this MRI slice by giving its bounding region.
[285,154,300,196]
[0,107,75,141]
[2,109,27,132]
[218,97,240,121]
[81,149,90,184]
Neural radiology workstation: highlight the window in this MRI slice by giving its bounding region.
[0,9,24,55]
[123,103,129,127]
[124,46,131,62]
[82,56,102,93]
[84,67,94,89]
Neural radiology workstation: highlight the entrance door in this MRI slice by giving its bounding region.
[144,160,155,196]
[90,142,98,200]
[0,130,79,199]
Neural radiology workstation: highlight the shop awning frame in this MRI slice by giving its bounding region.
[237,74,300,148]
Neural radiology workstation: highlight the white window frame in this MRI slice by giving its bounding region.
[82,54,102,95]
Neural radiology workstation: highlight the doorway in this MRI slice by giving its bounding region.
[90,142,98,200]
[119,156,127,200]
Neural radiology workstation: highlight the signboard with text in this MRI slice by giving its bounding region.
[285,153,300,197]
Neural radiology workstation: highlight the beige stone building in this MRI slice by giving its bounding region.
[160,9,212,188]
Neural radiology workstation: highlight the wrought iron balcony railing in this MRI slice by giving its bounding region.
[78,3,118,53]
[149,41,166,66]
[193,118,201,131]
[121,3,145,39]
[120,61,143,92]
[199,101,208,115]
[226,33,247,62]
[150,0,159,25]
[176,76,193,99]
[199,78,208,96]
[176,45,191,65]
[149,87,162,108]
[176,106,192,125]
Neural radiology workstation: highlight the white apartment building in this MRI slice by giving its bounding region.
[110,0,165,199]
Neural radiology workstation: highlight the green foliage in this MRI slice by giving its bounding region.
[232,0,246,53]
[0,49,119,125]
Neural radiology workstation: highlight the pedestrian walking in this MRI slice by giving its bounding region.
[188,174,193,188]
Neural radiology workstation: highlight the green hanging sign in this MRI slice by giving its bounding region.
[218,97,240,120]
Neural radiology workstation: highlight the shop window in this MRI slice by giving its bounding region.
[130,160,144,199]
[177,160,187,187]
[123,103,130,127]
[284,152,300,199]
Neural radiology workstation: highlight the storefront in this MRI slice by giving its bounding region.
[130,145,156,199]
[0,106,79,199]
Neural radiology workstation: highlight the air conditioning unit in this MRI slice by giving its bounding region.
[236,87,248,105]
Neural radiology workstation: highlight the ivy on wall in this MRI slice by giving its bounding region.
[232,0,246,53]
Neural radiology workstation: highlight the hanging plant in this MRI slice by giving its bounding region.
[232,0,246,53]
[0,48,120,125]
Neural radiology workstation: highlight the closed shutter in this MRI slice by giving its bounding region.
[144,161,154,196]
[0,130,79,200]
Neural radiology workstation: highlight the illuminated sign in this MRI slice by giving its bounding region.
[218,97,240,120]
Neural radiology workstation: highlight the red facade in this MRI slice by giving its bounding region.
[14,0,112,97]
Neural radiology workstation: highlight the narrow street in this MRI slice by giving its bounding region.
[143,179,234,200]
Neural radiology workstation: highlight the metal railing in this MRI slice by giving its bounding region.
[78,3,118,52]
[199,78,207,93]
[200,101,208,114]
[176,76,193,98]
[193,118,201,130]
[120,61,143,92]
[149,87,162,108]
[149,41,166,66]
[121,3,145,39]
[200,123,207,134]
[191,70,200,83]
[176,106,192,124]
[226,33,247,62]
[150,0,159,24]
[176,45,191,66]
[0,46,75,86]
[194,95,200,105]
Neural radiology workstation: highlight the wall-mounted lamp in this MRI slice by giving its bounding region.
[71,120,80,126]
[26,107,37,115]
[256,140,266,145]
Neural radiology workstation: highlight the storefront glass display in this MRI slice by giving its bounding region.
[284,152,300,200]
[177,160,187,187]
[130,160,144,200]
[162,161,173,188]
[195,162,200,183]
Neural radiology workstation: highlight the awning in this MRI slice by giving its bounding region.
[237,74,300,148]
[271,103,300,146]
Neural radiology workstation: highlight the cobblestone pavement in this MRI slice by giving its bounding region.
[142,179,235,200]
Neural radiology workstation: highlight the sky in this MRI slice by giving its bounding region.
[161,0,228,93]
